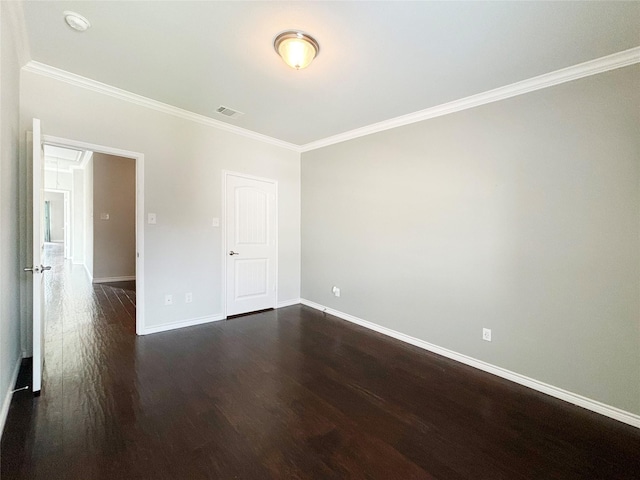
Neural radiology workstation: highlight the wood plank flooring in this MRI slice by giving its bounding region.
[2,244,639,479]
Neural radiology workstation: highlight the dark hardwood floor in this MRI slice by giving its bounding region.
[1,245,639,479]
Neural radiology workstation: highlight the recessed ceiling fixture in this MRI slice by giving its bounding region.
[64,11,91,32]
[274,31,319,70]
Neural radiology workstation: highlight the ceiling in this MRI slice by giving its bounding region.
[44,144,86,171]
[21,1,640,146]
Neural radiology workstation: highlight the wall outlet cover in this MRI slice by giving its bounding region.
[482,328,492,342]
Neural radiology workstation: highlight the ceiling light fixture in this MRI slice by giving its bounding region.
[274,31,319,70]
[64,11,91,32]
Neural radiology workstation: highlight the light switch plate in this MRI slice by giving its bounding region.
[212,218,220,227]
[148,213,157,224]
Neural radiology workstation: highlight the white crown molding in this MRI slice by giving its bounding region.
[22,61,302,152]
[300,299,640,429]
[4,1,31,67]
[300,46,640,152]
[23,47,640,154]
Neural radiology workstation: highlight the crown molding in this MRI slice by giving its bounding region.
[23,47,640,154]
[300,46,640,152]
[22,61,302,152]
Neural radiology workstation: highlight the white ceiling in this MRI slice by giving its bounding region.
[43,144,85,171]
[21,1,640,146]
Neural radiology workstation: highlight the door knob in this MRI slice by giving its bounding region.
[229,251,240,256]
[24,265,52,273]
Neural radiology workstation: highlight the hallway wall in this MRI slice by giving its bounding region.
[92,153,136,281]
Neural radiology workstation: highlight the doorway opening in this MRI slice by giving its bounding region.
[42,134,145,335]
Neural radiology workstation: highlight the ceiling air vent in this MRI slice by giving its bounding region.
[215,105,244,119]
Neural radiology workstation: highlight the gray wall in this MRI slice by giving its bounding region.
[301,65,640,415]
[1,1,25,432]
[92,153,136,280]
[43,191,64,242]
[20,70,301,332]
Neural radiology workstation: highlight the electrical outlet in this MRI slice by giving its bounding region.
[482,328,492,342]
[164,294,173,305]
[332,286,340,297]
[185,292,193,303]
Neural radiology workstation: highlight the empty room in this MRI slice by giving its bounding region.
[0,1,638,479]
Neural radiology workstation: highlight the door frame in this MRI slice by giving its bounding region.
[43,135,146,335]
[44,189,71,258]
[222,170,278,318]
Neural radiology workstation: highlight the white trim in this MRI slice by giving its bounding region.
[93,276,136,284]
[24,61,301,152]
[141,314,224,335]
[23,48,640,153]
[300,299,640,429]
[277,298,301,309]
[300,46,640,152]
[1,356,24,439]
[41,135,145,336]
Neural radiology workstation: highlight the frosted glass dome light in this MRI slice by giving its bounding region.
[274,31,320,70]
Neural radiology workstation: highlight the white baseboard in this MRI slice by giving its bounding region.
[277,298,301,309]
[93,275,136,284]
[141,314,224,335]
[300,298,640,429]
[1,356,24,439]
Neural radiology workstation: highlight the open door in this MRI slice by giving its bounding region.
[25,118,51,394]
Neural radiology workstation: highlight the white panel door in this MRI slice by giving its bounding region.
[27,118,51,394]
[225,173,277,316]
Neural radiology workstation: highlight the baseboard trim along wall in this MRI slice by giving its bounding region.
[277,298,301,309]
[299,299,640,429]
[142,314,224,335]
[1,356,23,438]
[93,275,136,284]
[142,300,299,336]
